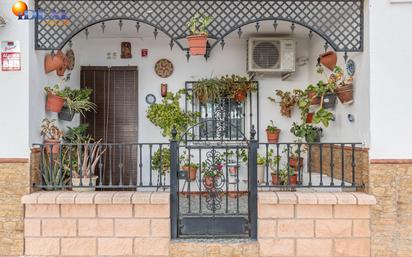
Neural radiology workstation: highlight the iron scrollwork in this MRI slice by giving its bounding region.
[202,149,225,212]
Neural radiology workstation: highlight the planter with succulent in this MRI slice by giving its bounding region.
[186,13,213,56]
[44,84,67,113]
[331,67,354,104]
[192,78,223,104]
[41,118,64,154]
[180,151,198,182]
[268,89,298,118]
[266,120,281,143]
[71,140,105,192]
[59,87,96,121]
[41,150,70,190]
[291,122,323,143]
[147,90,199,140]
[220,75,256,103]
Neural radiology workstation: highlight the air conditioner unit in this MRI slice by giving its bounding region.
[247,38,296,73]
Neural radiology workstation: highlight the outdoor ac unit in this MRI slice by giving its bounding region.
[247,38,296,73]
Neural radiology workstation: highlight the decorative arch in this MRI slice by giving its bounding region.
[35,0,363,53]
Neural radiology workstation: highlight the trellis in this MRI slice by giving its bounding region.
[35,0,364,55]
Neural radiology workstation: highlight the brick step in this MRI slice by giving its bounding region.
[170,239,259,257]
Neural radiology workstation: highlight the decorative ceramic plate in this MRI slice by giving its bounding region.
[346,59,355,76]
[154,59,174,78]
[66,49,75,71]
[145,94,156,105]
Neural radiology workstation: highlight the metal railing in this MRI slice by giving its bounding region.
[32,141,364,191]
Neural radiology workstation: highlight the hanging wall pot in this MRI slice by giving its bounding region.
[44,51,65,73]
[58,106,75,121]
[56,54,69,76]
[322,92,337,109]
[46,92,65,112]
[319,51,337,71]
[335,82,354,104]
[306,112,314,123]
[187,35,208,56]
[161,83,168,97]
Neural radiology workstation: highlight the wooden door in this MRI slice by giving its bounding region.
[81,66,138,187]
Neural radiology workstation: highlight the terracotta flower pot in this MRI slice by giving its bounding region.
[234,91,247,103]
[287,174,298,185]
[56,54,69,76]
[44,139,61,154]
[289,157,304,170]
[319,51,337,71]
[308,91,321,105]
[335,83,354,104]
[306,112,314,123]
[187,34,208,56]
[44,51,65,74]
[266,129,281,143]
[271,173,280,185]
[46,92,65,112]
[182,165,197,182]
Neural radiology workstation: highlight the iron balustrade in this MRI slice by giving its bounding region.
[33,142,171,190]
[32,141,364,191]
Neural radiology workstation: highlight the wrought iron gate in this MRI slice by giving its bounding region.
[170,121,258,239]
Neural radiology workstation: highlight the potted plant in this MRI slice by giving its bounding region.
[152,148,171,175]
[257,153,266,184]
[63,124,92,144]
[40,118,64,154]
[201,154,224,189]
[279,166,298,185]
[186,13,213,56]
[44,84,67,113]
[71,139,105,192]
[291,122,323,143]
[319,51,337,71]
[146,90,199,140]
[224,149,248,176]
[268,89,298,118]
[59,87,97,121]
[192,78,223,104]
[180,151,198,182]
[313,108,334,127]
[220,75,256,103]
[266,120,281,143]
[334,77,354,104]
[41,151,70,190]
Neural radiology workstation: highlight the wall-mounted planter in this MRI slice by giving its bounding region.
[44,51,64,74]
[308,91,321,105]
[46,92,65,112]
[58,106,75,121]
[181,165,197,182]
[266,129,281,143]
[319,51,337,71]
[187,35,208,55]
[335,83,354,104]
[305,128,323,143]
[322,93,337,109]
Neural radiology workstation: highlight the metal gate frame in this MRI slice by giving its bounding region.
[169,126,258,239]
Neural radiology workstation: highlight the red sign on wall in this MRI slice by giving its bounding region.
[141,49,148,57]
[1,52,21,71]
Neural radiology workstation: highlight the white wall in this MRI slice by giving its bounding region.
[57,36,313,144]
[0,1,30,158]
[369,0,412,159]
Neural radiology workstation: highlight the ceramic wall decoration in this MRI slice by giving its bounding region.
[145,94,156,105]
[346,59,356,76]
[66,49,75,70]
[155,59,174,78]
[121,42,132,59]
[319,51,337,71]
[161,83,168,97]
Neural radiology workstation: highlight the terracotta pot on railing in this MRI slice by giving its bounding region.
[266,129,281,143]
[187,34,208,55]
[43,139,60,154]
[319,51,337,71]
[46,92,65,112]
[181,165,197,182]
[335,83,354,104]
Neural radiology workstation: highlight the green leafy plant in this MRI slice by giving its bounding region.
[193,78,223,104]
[63,124,93,144]
[73,139,105,178]
[220,74,256,102]
[279,166,296,185]
[268,90,298,118]
[44,79,68,98]
[179,150,199,169]
[313,108,334,127]
[40,118,63,140]
[146,90,199,140]
[290,122,322,143]
[266,120,279,133]
[186,13,213,35]
[152,148,171,175]
[63,88,97,117]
